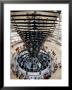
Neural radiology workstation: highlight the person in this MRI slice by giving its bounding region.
[58,62,61,68]
[52,50,56,56]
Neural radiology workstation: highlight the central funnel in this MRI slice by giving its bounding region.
[11,10,60,57]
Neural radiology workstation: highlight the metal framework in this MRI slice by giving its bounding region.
[11,10,61,57]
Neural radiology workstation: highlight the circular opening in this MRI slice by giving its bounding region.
[16,49,51,72]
